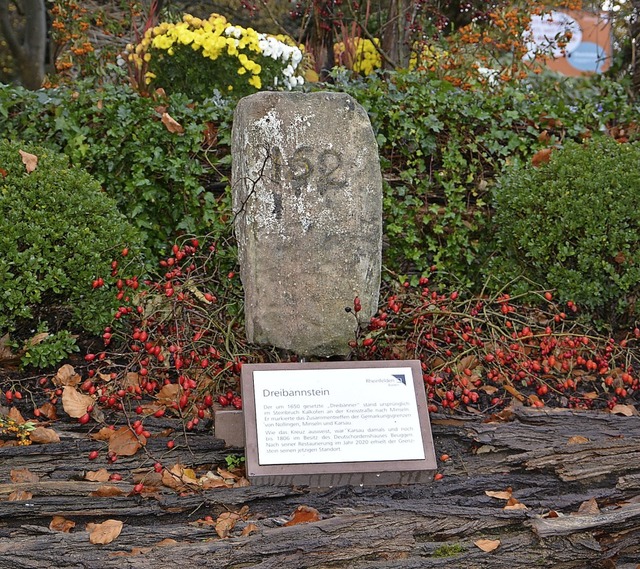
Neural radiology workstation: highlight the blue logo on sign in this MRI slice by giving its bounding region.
[567,42,608,73]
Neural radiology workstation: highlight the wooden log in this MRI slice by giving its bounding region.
[0,408,638,568]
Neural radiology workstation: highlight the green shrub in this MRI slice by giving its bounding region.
[0,139,141,349]
[0,81,234,258]
[488,138,640,327]
[329,70,636,286]
[19,329,80,369]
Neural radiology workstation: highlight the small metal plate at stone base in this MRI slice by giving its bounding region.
[241,360,437,487]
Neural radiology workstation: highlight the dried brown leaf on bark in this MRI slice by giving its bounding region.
[485,488,512,500]
[29,427,61,444]
[87,519,123,544]
[610,404,637,417]
[576,497,600,516]
[91,485,126,497]
[11,468,39,483]
[108,426,146,456]
[53,364,81,387]
[85,468,110,482]
[474,538,500,552]
[50,516,75,532]
[284,505,321,526]
[567,435,590,445]
[8,490,33,501]
[91,426,116,441]
[215,511,241,538]
[36,402,58,421]
[62,386,95,418]
[241,523,259,536]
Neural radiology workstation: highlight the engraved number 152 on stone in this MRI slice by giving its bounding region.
[270,146,346,196]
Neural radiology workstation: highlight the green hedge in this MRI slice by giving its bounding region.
[488,138,640,327]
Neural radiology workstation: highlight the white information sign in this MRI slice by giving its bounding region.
[253,366,425,465]
[524,11,582,60]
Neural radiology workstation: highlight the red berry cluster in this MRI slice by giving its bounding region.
[82,236,275,427]
[351,273,640,413]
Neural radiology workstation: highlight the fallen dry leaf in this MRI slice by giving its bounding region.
[474,538,500,552]
[85,468,110,482]
[576,497,600,516]
[91,426,116,441]
[161,463,198,491]
[156,538,179,547]
[87,519,123,545]
[234,477,251,488]
[483,407,514,423]
[91,485,126,498]
[108,426,146,456]
[215,511,241,538]
[19,149,38,173]
[485,489,512,500]
[161,112,184,134]
[610,404,637,417]
[284,505,321,527]
[54,364,81,387]
[11,468,39,483]
[156,383,181,404]
[241,523,259,537]
[216,467,239,481]
[567,435,590,445]
[0,333,20,367]
[62,386,95,418]
[199,473,231,490]
[25,331,49,347]
[29,427,61,444]
[504,497,528,510]
[50,515,76,533]
[8,490,33,501]
[502,383,526,402]
[109,546,153,557]
[532,147,553,167]
[36,402,58,421]
[8,407,26,424]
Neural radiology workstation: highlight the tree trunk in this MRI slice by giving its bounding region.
[307,1,335,81]
[380,0,411,69]
[0,0,46,89]
[631,0,640,98]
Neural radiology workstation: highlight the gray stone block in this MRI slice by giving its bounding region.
[232,91,382,357]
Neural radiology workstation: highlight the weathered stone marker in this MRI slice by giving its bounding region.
[232,92,382,357]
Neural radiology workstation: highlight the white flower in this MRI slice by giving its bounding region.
[225,26,242,39]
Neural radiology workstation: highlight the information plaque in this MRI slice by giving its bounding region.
[241,360,437,486]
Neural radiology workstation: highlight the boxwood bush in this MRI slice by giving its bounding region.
[0,140,141,358]
[488,137,640,327]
